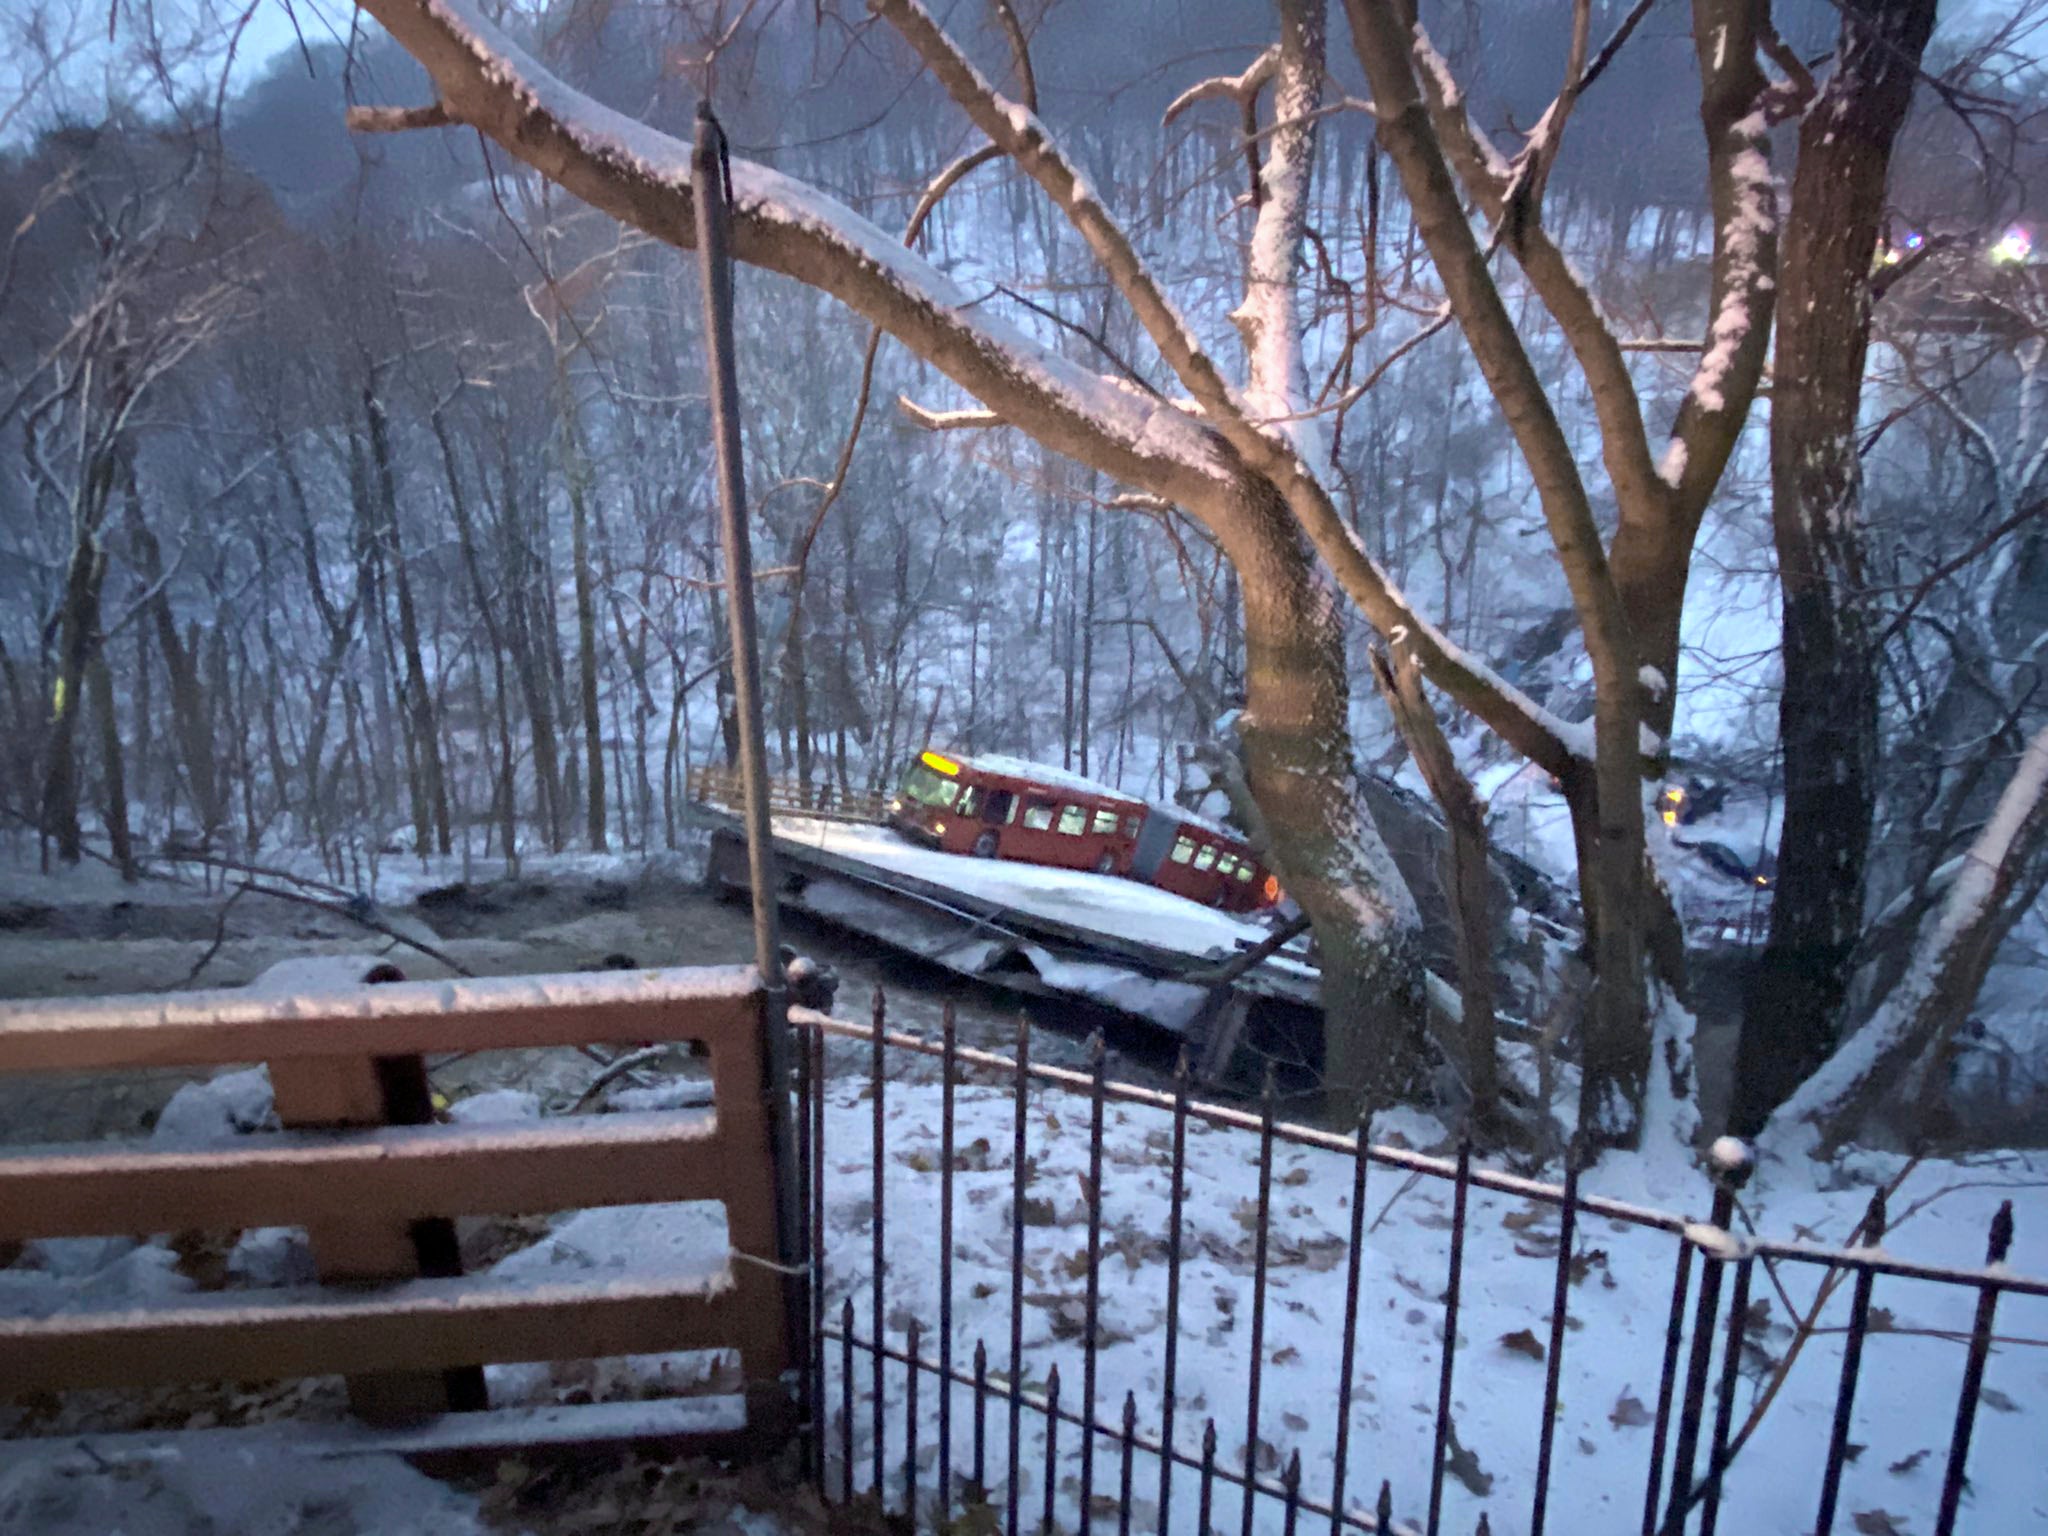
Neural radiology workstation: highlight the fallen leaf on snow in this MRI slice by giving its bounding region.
[1498,1328,1546,1362]
[1609,1391,1652,1429]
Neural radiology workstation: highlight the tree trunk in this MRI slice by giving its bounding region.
[1370,645,1499,1134]
[124,479,219,845]
[41,523,108,865]
[1219,478,1425,1117]
[1734,0,1938,1135]
[0,635,37,828]
[1079,497,1097,777]
[435,409,520,871]
[496,432,565,851]
[564,417,608,852]
[366,387,453,857]
[785,582,815,805]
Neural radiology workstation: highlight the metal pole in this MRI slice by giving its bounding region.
[692,101,806,1387]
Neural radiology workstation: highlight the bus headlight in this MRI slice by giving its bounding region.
[933,821,947,836]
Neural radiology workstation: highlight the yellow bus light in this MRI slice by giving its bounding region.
[921,751,961,775]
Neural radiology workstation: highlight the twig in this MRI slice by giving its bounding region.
[1369,1167,1426,1234]
[179,883,250,988]
[571,1045,673,1111]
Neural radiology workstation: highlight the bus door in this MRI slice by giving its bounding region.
[1131,811,1180,881]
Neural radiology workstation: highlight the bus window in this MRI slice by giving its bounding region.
[1090,807,1120,835]
[984,789,1016,824]
[900,762,958,807]
[1022,799,1057,831]
[1193,845,1218,871]
[1216,853,1238,875]
[1235,864,1256,882]
[1170,836,1196,864]
[1057,805,1088,835]
[957,786,981,817]
[1122,815,1142,838]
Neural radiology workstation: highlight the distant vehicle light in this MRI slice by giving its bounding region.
[921,750,962,775]
[1991,226,2032,265]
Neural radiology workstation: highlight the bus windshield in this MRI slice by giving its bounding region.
[900,762,960,808]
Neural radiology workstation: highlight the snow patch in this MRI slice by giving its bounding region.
[227,1226,317,1288]
[152,1066,276,1143]
[446,1088,543,1124]
[1656,438,1688,488]
[0,1438,491,1536]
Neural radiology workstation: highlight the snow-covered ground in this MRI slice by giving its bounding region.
[810,1070,2047,1535]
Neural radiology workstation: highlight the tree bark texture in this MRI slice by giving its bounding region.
[1734,0,1939,1135]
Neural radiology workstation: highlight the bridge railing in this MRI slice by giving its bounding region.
[689,761,887,824]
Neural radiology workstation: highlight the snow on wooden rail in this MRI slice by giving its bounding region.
[0,963,795,1456]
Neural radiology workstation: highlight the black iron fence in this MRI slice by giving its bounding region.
[789,994,2044,1536]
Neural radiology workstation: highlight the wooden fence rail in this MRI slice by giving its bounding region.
[0,963,794,1459]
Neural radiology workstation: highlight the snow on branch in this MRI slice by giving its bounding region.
[1676,115,1775,419]
[1230,0,1325,469]
[1657,0,1779,521]
[1162,45,1278,128]
[350,0,1225,504]
[897,399,1003,431]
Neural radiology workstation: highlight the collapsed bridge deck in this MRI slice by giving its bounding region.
[700,811,1320,1075]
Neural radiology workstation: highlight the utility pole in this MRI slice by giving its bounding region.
[692,102,805,1382]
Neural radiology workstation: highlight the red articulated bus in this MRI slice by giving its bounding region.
[886,749,1280,913]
